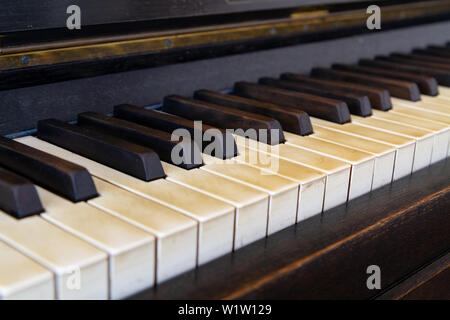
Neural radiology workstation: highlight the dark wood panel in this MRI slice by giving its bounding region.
[0,0,363,33]
[377,253,450,300]
[130,159,450,300]
[401,267,450,299]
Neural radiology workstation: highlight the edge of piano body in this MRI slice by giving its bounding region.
[130,158,450,300]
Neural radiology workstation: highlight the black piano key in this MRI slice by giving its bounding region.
[281,73,392,111]
[390,52,450,67]
[234,81,351,124]
[325,66,423,101]
[0,167,44,219]
[428,45,450,53]
[377,54,450,72]
[360,58,450,86]
[37,119,165,181]
[78,112,202,170]
[383,55,450,71]
[311,67,421,101]
[0,136,98,202]
[193,89,313,136]
[418,46,450,58]
[332,63,438,96]
[163,95,285,145]
[259,77,372,117]
[114,105,238,159]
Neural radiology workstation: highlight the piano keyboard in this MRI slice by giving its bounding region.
[1,44,449,300]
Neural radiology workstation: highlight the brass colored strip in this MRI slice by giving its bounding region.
[0,0,449,71]
[290,10,329,19]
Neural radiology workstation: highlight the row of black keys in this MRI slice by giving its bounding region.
[1,43,450,219]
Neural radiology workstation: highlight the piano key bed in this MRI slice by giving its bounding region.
[0,44,449,300]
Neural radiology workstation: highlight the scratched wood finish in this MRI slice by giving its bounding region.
[377,253,450,300]
[130,159,450,300]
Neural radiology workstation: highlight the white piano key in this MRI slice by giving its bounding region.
[87,179,197,284]
[437,86,450,97]
[351,115,435,171]
[162,162,269,250]
[371,110,450,164]
[233,145,326,222]
[36,187,156,300]
[233,135,351,210]
[310,126,397,189]
[391,102,450,125]
[0,240,54,300]
[311,117,416,177]
[201,155,299,235]
[430,96,450,104]
[391,89,450,158]
[16,136,235,267]
[421,96,450,111]
[0,213,108,299]
[283,132,375,200]
[392,97,450,116]
[388,103,450,157]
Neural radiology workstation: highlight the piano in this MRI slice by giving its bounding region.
[0,0,449,300]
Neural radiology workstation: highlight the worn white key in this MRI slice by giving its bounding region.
[437,86,450,97]
[311,117,416,176]
[388,104,450,157]
[351,115,434,171]
[233,135,350,210]
[391,102,450,125]
[392,96,450,158]
[283,132,375,200]
[421,96,450,111]
[162,162,269,250]
[0,213,108,299]
[233,144,326,221]
[37,187,156,299]
[371,110,450,163]
[431,96,450,104]
[438,86,450,97]
[310,125,396,189]
[392,97,450,116]
[0,240,54,300]
[201,155,299,235]
[88,179,197,284]
[16,136,235,267]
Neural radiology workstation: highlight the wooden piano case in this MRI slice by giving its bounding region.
[131,159,450,300]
